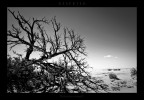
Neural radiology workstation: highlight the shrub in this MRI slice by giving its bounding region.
[111,86,120,91]
[109,72,120,80]
[130,67,137,77]
[130,67,137,80]
[117,80,127,87]
[7,56,37,93]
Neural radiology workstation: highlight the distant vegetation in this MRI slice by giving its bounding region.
[130,67,137,79]
[107,68,121,71]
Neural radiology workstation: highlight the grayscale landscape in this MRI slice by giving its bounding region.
[7,7,137,93]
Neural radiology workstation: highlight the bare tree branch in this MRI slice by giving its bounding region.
[7,9,102,93]
[7,9,50,60]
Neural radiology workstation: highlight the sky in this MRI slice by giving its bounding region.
[7,7,137,70]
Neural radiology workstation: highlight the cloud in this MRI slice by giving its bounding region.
[104,55,113,58]
[104,55,118,58]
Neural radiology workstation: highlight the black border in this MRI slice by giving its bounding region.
[1,0,142,7]
[1,0,143,99]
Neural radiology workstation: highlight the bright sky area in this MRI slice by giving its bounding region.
[7,7,137,70]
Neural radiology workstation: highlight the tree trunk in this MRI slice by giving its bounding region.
[25,46,33,60]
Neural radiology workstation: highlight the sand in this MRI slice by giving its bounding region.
[89,68,137,93]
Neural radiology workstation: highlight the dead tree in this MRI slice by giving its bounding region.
[7,9,106,93]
